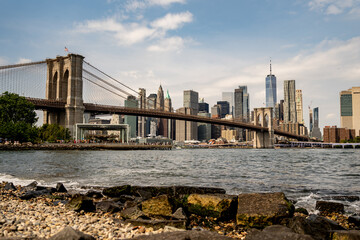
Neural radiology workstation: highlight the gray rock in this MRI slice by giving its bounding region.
[172,207,187,220]
[236,192,294,228]
[121,206,146,220]
[287,215,345,240]
[49,226,95,240]
[246,225,314,240]
[55,183,67,193]
[4,182,16,191]
[85,190,102,199]
[66,194,96,212]
[96,200,121,213]
[316,201,344,214]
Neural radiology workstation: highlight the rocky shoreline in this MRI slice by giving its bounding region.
[1,182,360,240]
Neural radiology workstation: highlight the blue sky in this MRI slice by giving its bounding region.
[1,0,360,130]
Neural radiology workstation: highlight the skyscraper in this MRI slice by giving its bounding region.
[222,92,234,115]
[216,101,230,118]
[198,98,209,113]
[156,85,165,136]
[234,88,243,120]
[311,107,322,139]
[124,96,138,138]
[138,88,146,138]
[265,61,277,109]
[340,87,360,136]
[296,89,304,124]
[239,86,250,122]
[283,80,297,123]
[156,85,164,111]
[184,90,199,113]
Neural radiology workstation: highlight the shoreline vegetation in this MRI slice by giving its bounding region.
[1,182,359,239]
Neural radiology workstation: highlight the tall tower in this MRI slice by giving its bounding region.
[138,88,146,138]
[239,85,250,122]
[340,87,360,137]
[164,90,174,139]
[283,80,297,123]
[222,92,234,115]
[234,88,243,120]
[156,85,164,111]
[265,60,277,109]
[296,89,304,123]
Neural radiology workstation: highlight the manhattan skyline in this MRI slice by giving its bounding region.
[1,0,360,131]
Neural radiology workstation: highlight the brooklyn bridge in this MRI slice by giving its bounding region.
[0,54,309,148]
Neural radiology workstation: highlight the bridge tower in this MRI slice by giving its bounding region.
[253,107,274,148]
[44,54,85,136]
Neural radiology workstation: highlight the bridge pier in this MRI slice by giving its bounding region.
[44,54,85,137]
[253,107,274,148]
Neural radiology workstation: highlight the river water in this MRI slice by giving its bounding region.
[0,148,359,214]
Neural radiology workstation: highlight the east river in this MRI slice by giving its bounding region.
[1,148,359,214]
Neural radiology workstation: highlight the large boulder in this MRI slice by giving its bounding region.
[4,182,16,191]
[287,215,345,240]
[102,185,131,198]
[55,183,67,193]
[121,206,146,220]
[187,194,237,220]
[49,226,95,240]
[246,225,315,240]
[236,192,294,228]
[66,194,96,212]
[141,195,173,218]
[331,230,360,240]
[316,201,345,215]
[96,200,121,213]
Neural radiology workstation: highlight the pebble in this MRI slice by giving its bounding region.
[0,182,247,239]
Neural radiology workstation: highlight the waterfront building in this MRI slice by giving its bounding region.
[222,92,234,115]
[198,112,211,141]
[283,80,297,123]
[138,88,146,138]
[296,90,304,124]
[323,126,356,143]
[217,101,230,118]
[221,129,239,142]
[265,61,277,109]
[340,87,360,136]
[124,95,138,138]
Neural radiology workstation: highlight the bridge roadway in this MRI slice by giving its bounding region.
[27,98,309,141]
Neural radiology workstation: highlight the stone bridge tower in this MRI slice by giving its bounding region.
[253,107,274,148]
[44,54,85,136]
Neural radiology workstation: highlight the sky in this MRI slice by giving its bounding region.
[1,0,360,131]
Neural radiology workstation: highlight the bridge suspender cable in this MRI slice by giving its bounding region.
[82,76,128,100]
[83,60,138,95]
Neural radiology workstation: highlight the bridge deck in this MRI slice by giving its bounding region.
[26,98,309,141]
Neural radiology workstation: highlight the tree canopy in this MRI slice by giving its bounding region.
[0,92,38,142]
[38,124,71,142]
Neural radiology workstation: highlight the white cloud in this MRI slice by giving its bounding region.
[308,0,360,15]
[151,11,193,30]
[17,58,32,64]
[76,11,193,49]
[125,0,186,11]
[147,36,185,52]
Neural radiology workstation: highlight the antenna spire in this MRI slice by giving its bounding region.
[270,58,272,75]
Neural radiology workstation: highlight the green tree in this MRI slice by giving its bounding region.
[38,124,71,142]
[0,92,39,142]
